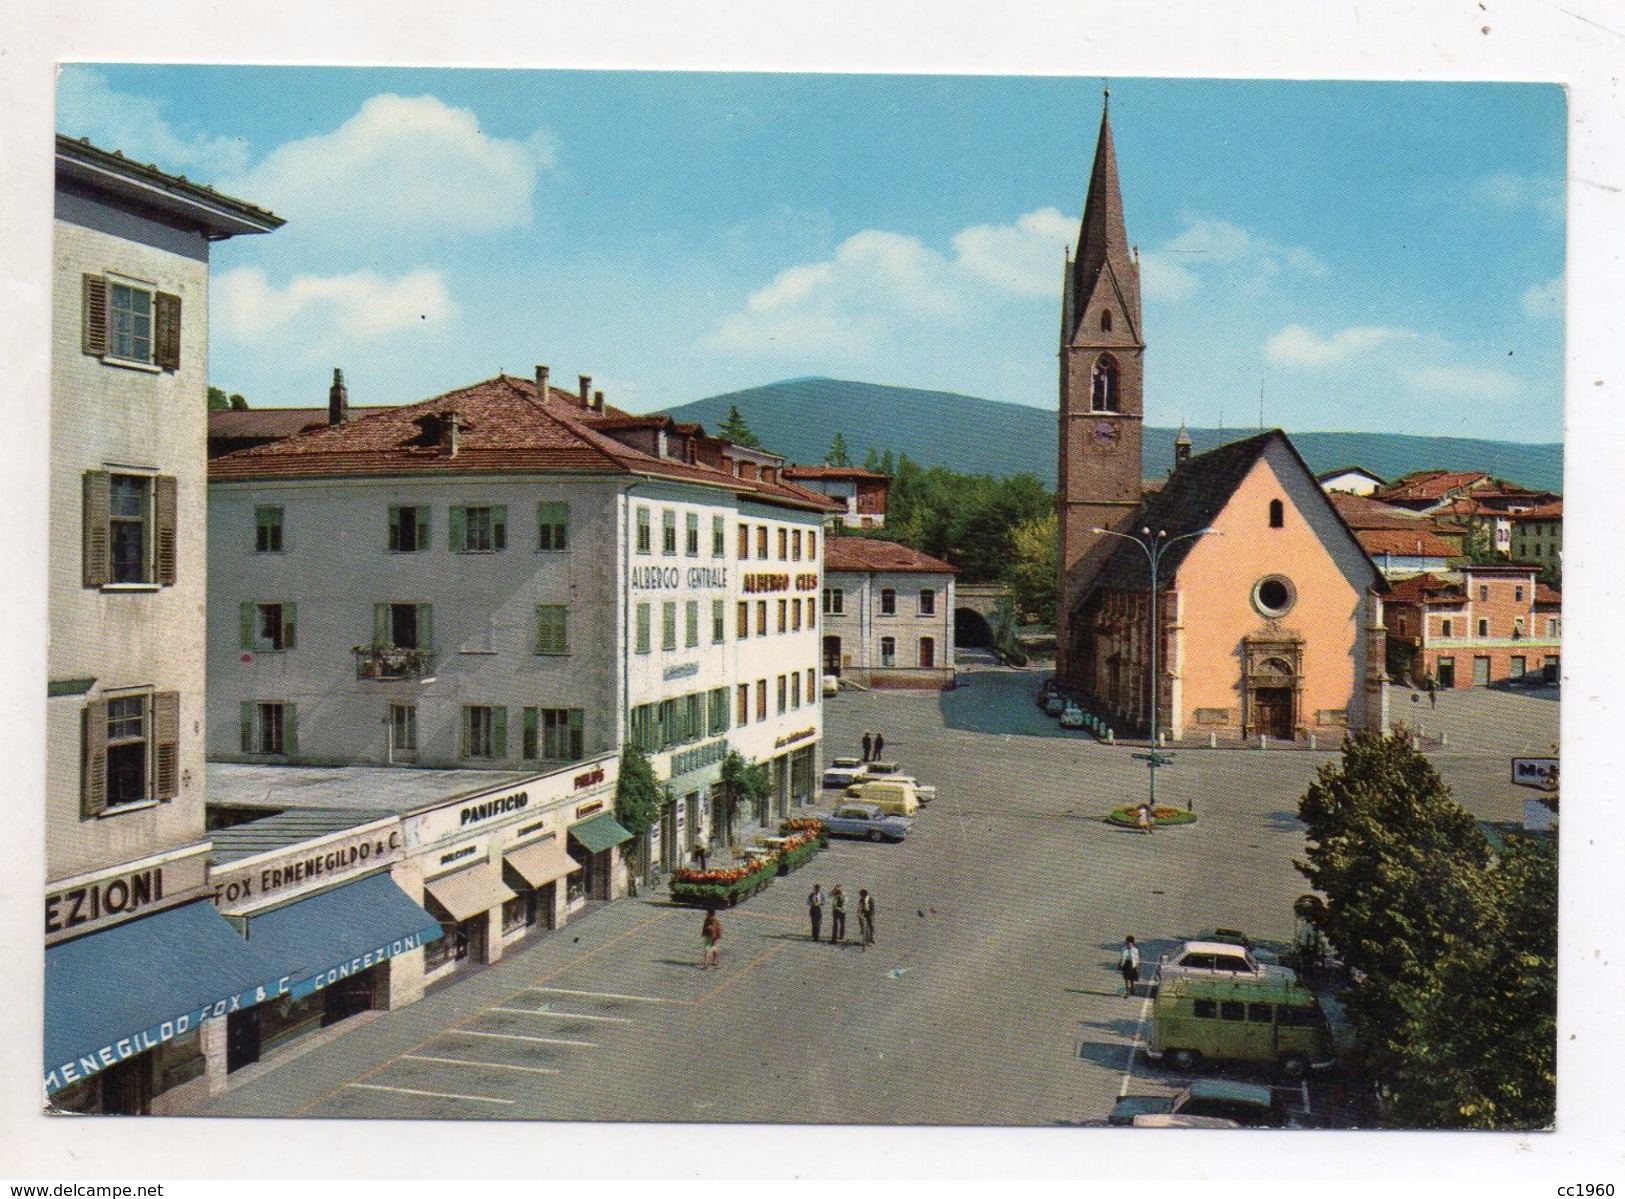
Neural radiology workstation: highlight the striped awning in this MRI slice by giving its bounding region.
[504,837,580,888]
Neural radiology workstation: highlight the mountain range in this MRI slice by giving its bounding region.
[665,378,1563,495]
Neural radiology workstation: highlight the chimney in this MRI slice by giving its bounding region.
[535,364,550,402]
[578,374,592,407]
[593,389,605,414]
[439,410,461,457]
[329,367,349,425]
[1173,422,1192,469]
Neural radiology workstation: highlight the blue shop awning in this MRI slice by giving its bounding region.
[244,871,443,1000]
[45,900,290,1095]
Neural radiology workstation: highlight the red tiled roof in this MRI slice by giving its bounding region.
[209,407,390,439]
[1510,500,1564,521]
[1357,528,1458,558]
[783,466,889,482]
[1385,572,1464,606]
[1330,492,1437,530]
[823,538,957,575]
[1375,470,1488,501]
[1536,582,1562,606]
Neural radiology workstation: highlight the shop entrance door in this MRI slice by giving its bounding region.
[324,968,375,1025]
[1253,688,1294,739]
[919,636,935,669]
[1472,656,1491,687]
[823,635,842,675]
[1437,658,1455,688]
[101,1055,153,1115]
[226,1007,262,1073]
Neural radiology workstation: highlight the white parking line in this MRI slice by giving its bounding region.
[403,1054,560,1075]
[348,1082,513,1105]
[529,986,686,1004]
[1118,993,1155,1098]
[489,1006,634,1023]
[1299,1079,1312,1114]
[456,1029,598,1048]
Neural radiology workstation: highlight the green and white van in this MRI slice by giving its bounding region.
[1148,975,1334,1079]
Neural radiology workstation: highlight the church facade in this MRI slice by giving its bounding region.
[1055,99,1388,742]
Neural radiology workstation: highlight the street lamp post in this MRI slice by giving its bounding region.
[1091,525,1219,813]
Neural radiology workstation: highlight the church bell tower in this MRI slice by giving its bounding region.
[1056,92,1145,683]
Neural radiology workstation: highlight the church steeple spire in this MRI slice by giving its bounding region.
[1065,94,1141,348]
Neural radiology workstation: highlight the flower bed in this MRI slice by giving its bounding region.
[775,826,824,874]
[669,853,779,908]
[1105,804,1199,828]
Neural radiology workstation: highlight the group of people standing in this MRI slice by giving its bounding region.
[806,882,875,948]
[859,730,886,761]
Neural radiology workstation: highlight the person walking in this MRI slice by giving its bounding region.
[701,910,722,969]
[1136,801,1154,834]
[1120,934,1141,996]
[807,883,825,940]
[829,884,847,943]
[1427,676,1438,709]
[861,731,873,762]
[873,732,885,760]
[858,888,876,949]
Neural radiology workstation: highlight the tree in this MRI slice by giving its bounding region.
[719,750,771,842]
[825,432,851,467]
[230,393,249,410]
[1004,511,1058,627]
[718,404,762,449]
[613,745,663,886]
[208,386,230,411]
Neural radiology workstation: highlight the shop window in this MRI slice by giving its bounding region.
[83,471,176,588]
[239,700,295,758]
[637,508,652,555]
[536,605,569,655]
[255,506,284,553]
[462,705,506,759]
[537,502,569,551]
[242,602,296,652]
[881,588,897,615]
[450,505,506,552]
[502,897,527,934]
[389,505,429,552]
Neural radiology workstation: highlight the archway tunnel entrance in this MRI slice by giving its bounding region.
[955,607,995,648]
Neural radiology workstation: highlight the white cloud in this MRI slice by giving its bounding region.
[1401,365,1523,401]
[1469,172,1564,221]
[1139,256,1200,303]
[56,68,250,180]
[1521,274,1564,320]
[222,94,553,236]
[214,266,456,341]
[1140,216,1325,304]
[1265,324,1416,368]
[951,206,1073,297]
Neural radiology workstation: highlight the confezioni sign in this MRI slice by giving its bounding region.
[405,757,617,849]
[210,823,403,912]
[630,565,728,591]
[46,852,210,941]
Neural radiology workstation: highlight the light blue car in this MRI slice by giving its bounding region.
[824,801,912,843]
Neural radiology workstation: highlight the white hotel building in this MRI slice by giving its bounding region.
[207,372,834,886]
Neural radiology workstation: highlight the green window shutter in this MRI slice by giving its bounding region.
[241,602,255,649]
[154,292,182,372]
[153,691,180,800]
[82,471,111,587]
[492,505,508,550]
[420,604,434,651]
[284,602,297,649]
[373,603,389,646]
[82,275,110,356]
[155,475,178,585]
[240,702,254,754]
[493,707,508,758]
[523,707,538,759]
[417,508,430,551]
[284,704,298,756]
[449,506,466,552]
[388,506,402,551]
[568,709,584,759]
[82,701,108,818]
[460,707,472,757]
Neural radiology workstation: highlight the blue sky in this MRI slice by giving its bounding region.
[58,67,1565,440]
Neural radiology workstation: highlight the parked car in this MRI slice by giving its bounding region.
[1194,927,1281,966]
[1043,693,1067,717]
[1059,703,1085,729]
[855,761,936,802]
[1154,940,1298,987]
[823,801,912,842]
[842,779,923,816]
[822,673,840,697]
[822,757,867,788]
[1109,1079,1293,1128]
[1148,975,1334,1078]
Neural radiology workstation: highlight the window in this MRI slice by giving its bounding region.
[637,507,652,555]
[1478,618,1489,638]
[777,599,788,634]
[808,532,817,559]
[1220,1001,1246,1022]
[806,668,816,703]
[791,673,802,709]
[737,601,749,639]
[451,505,506,552]
[1511,656,1526,679]
[712,515,726,557]
[1277,1005,1320,1028]
[710,687,731,735]
[880,589,897,615]
[83,472,176,588]
[1397,615,1409,636]
[756,526,768,559]
[538,502,569,551]
[777,675,787,715]
[1090,354,1120,413]
[737,684,749,726]
[778,528,788,560]
[1252,575,1296,618]
[662,601,678,651]
[524,708,583,761]
[388,505,429,552]
[792,530,803,560]
[1514,585,1524,603]
[738,524,750,559]
[1193,999,1218,1020]
[237,700,294,759]
[82,273,180,371]
[1268,499,1284,528]
[756,600,768,637]
[1479,585,1489,601]
[242,602,296,652]
[662,510,678,556]
[1442,618,1453,638]
[255,506,284,553]
[686,512,700,557]
[85,692,178,813]
[1513,617,1525,640]
[686,600,700,648]
[880,636,896,667]
[536,605,569,655]
[791,600,802,632]
[636,603,651,654]
[713,599,726,644]
[755,680,768,721]
[1100,309,1113,332]
[461,706,506,759]
[919,589,936,616]
[374,602,431,650]
[1547,617,1560,637]
[823,587,844,615]
[390,704,417,754]
[1247,1003,1274,1024]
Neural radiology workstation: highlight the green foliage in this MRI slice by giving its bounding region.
[989,597,1027,666]
[1295,730,1555,1128]
[719,404,763,449]
[1003,510,1058,626]
[1459,519,1505,565]
[825,432,851,467]
[1104,805,1197,827]
[613,745,663,878]
[719,750,772,832]
[230,393,248,410]
[208,386,230,411]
